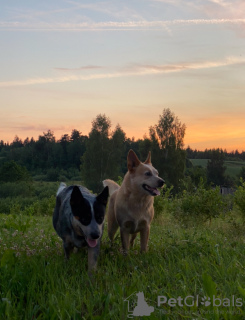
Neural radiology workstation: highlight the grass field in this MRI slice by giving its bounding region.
[1,208,245,319]
[190,159,245,179]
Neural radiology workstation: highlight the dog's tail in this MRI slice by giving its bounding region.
[56,182,67,196]
[103,179,120,196]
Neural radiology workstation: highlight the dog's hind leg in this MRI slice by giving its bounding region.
[53,197,61,234]
[108,218,119,243]
[130,233,138,247]
[107,194,119,242]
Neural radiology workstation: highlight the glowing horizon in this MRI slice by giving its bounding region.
[2,112,245,153]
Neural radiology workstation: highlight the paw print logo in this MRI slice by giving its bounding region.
[201,296,211,307]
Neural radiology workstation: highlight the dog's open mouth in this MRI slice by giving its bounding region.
[86,238,98,248]
[143,184,160,196]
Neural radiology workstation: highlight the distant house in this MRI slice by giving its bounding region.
[220,186,235,195]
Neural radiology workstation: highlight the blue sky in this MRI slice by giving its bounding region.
[1,0,245,151]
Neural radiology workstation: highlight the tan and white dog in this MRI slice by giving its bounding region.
[103,149,164,254]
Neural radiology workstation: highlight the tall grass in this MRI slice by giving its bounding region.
[0,182,245,319]
[0,210,245,319]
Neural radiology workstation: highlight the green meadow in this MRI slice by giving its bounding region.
[0,182,245,319]
[190,159,245,180]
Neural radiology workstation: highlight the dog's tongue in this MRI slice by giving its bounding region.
[153,188,160,196]
[148,186,160,196]
[86,238,98,248]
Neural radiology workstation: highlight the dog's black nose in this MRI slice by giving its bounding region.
[90,232,100,240]
[158,179,165,187]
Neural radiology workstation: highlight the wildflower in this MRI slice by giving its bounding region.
[2,298,11,304]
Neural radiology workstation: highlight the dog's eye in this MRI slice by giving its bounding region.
[145,171,152,176]
[80,216,91,225]
[96,216,104,224]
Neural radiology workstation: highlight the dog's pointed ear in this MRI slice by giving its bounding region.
[144,151,152,164]
[70,186,84,207]
[96,186,109,206]
[127,149,141,172]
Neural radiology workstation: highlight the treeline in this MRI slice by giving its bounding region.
[186,147,245,161]
[0,109,244,192]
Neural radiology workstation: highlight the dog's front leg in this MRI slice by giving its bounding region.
[130,233,138,247]
[120,230,130,255]
[63,240,74,259]
[140,226,150,252]
[88,244,100,276]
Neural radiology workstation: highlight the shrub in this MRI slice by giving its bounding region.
[0,182,33,198]
[0,182,58,215]
[46,169,59,182]
[234,178,245,221]
[0,161,31,182]
[22,196,56,216]
[173,180,224,225]
[154,185,175,217]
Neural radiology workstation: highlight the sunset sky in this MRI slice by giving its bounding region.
[1,0,245,151]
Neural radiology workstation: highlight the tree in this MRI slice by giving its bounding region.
[68,129,87,169]
[139,136,152,161]
[81,114,111,192]
[107,124,126,177]
[59,134,70,167]
[206,149,226,186]
[150,108,186,153]
[11,136,23,148]
[34,130,56,169]
[186,165,207,188]
[0,160,31,182]
[70,129,82,142]
[148,108,186,190]
[238,166,245,181]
